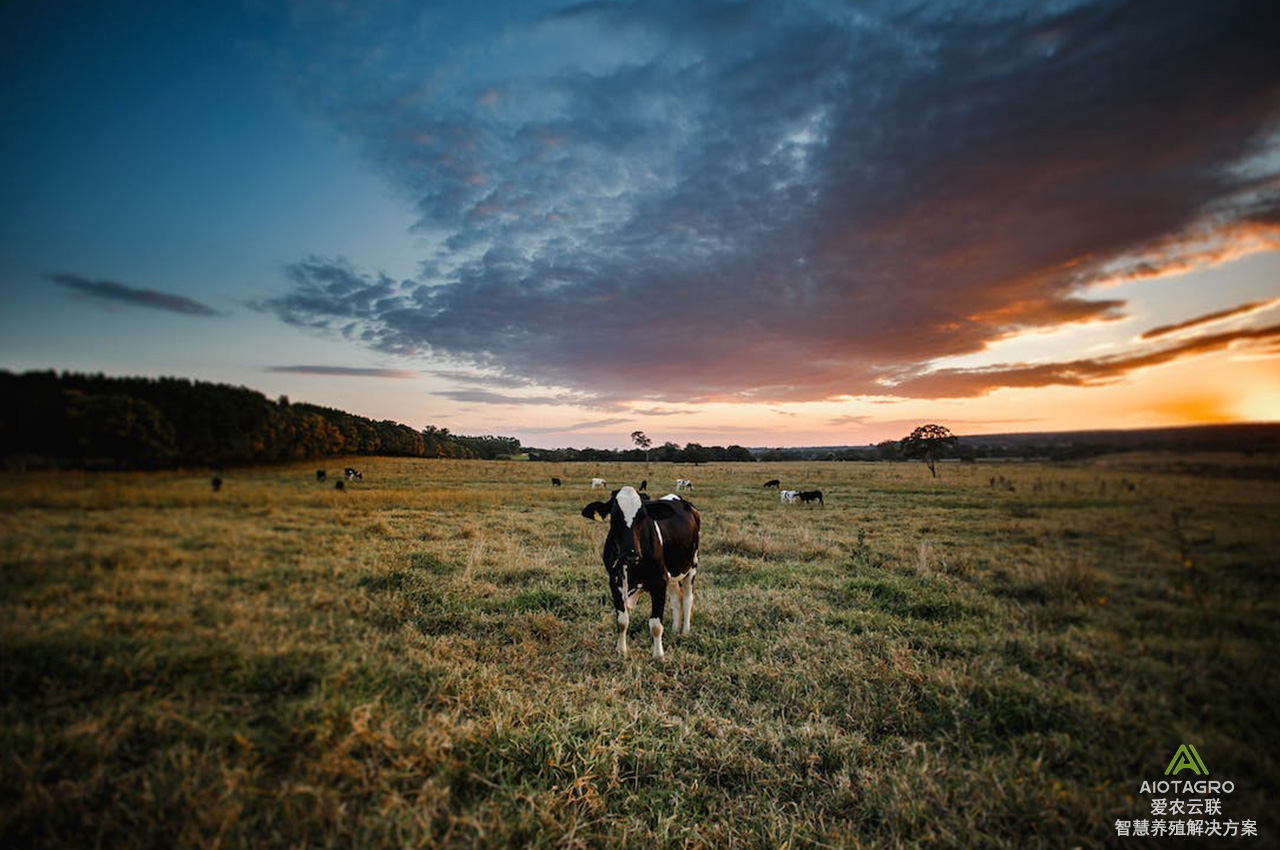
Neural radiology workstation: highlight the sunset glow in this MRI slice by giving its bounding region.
[2,2,1278,449]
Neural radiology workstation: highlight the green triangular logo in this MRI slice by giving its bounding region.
[1165,744,1208,776]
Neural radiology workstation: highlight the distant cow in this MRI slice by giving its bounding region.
[344,468,363,482]
[316,469,327,482]
[763,479,780,488]
[551,477,562,487]
[676,478,693,492]
[335,480,345,491]
[797,489,824,506]
[581,487,701,661]
[639,479,648,492]
[780,489,799,504]
[211,476,222,492]
[591,477,607,489]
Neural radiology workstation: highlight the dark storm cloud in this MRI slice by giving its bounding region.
[50,273,223,316]
[261,0,1280,401]
[265,365,417,378]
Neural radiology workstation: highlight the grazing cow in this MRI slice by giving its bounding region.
[551,477,562,487]
[591,477,607,489]
[780,489,798,504]
[316,469,327,482]
[345,468,363,482]
[581,487,701,661]
[763,479,780,488]
[675,478,693,492]
[797,489,824,506]
[211,476,222,492]
[335,480,345,491]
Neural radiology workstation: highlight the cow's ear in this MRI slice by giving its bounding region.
[581,501,610,521]
[643,500,678,520]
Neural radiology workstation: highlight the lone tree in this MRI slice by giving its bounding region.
[900,423,958,478]
[631,430,653,461]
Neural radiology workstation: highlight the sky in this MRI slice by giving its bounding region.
[2,0,1279,450]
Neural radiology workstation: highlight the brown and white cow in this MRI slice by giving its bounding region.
[581,486,700,661]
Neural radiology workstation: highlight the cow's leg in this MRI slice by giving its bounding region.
[615,608,629,656]
[648,585,667,661]
[668,575,685,636]
[610,572,629,656]
[681,572,695,636]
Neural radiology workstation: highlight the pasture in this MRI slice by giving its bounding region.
[2,456,1277,848]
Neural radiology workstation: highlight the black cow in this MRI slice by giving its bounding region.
[639,479,648,492]
[797,489,824,506]
[211,476,222,492]
[581,487,701,661]
[316,469,327,482]
[335,480,345,491]
[763,479,780,488]
[551,477,562,487]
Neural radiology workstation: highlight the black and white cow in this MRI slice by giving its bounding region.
[344,468,363,482]
[675,478,693,492]
[591,477,607,489]
[581,486,701,661]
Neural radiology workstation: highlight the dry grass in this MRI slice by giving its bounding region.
[1,455,1278,848]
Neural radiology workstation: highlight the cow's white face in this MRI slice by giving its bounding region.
[615,486,643,527]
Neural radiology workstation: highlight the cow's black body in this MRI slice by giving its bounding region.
[582,487,700,660]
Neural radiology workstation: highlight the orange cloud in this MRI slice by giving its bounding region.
[1141,298,1278,339]
[1093,220,1280,288]
[891,323,1280,398]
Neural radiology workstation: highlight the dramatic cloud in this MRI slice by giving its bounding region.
[892,323,1280,398]
[259,0,1280,402]
[51,273,222,316]
[265,365,417,378]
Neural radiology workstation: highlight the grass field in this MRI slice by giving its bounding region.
[2,456,1278,848]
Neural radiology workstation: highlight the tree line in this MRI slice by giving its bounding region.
[527,442,755,464]
[15,370,1191,472]
[0,371,483,469]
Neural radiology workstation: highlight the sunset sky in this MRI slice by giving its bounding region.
[2,0,1279,449]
